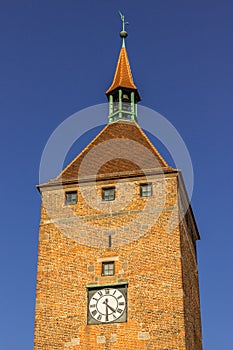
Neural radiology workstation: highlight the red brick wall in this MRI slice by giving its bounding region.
[34,174,202,349]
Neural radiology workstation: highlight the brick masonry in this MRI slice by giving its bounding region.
[34,171,203,349]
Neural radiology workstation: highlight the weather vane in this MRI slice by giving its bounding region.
[119,11,129,47]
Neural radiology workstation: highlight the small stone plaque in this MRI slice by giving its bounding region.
[97,336,106,344]
[138,331,150,340]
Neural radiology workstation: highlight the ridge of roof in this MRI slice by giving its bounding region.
[133,122,169,168]
[55,122,111,181]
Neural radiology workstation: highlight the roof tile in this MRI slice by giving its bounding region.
[40,121,172,187]
[106,47,137,94]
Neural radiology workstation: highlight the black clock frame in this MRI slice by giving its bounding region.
[87,284,128,325]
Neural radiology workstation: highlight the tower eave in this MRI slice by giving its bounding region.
[105,86,141,102]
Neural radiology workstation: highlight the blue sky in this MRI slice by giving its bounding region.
[0,1,233,349]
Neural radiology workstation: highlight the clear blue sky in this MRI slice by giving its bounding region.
[0,1,232,349]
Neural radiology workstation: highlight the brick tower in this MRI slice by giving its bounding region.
[34,15,203,350]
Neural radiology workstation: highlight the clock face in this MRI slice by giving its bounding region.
[88,287,126,324]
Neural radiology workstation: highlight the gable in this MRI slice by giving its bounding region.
[40,120,172,187]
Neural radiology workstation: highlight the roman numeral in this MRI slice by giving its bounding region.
[97,314,102,321]
[117,308,123,313]
[117,295,123,300]
[105,289,110,294]
[90,304,96,308]
[119,302,125,306]
[98,291,103,297]
[92,310,97,317]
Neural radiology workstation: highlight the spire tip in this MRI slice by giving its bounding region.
[119,11,128,47]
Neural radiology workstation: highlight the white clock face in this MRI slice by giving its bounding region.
[89,288,126,323]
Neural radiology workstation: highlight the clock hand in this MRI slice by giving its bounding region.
[105,300,109,321]
[103,299,116,313]
[107,304,116,313]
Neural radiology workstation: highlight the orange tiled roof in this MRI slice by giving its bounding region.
[39,121,173,188]
[106,47,138,94]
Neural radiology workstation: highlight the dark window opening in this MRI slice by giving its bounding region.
[102,261,115,276]
[65,191,77,205]
[140,183,152,197]
[102,187,115,201]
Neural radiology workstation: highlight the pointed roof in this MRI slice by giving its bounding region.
[39,121,173,189]
[106,47,139,97]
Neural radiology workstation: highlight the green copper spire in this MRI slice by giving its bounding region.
[119,11,128,48]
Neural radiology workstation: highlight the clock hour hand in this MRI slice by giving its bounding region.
[103,298,116,313]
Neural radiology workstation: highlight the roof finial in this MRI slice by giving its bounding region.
[119,11,128,48]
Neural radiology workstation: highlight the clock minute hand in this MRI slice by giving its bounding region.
[105,300,109,321]
[103,299,116,313]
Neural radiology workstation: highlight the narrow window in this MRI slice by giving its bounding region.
[65,191,77,205]
[102,262,115,276]
[102,187,115,201]
[140,183,152,197]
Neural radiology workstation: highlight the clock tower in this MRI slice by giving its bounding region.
[34,15,203,350]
